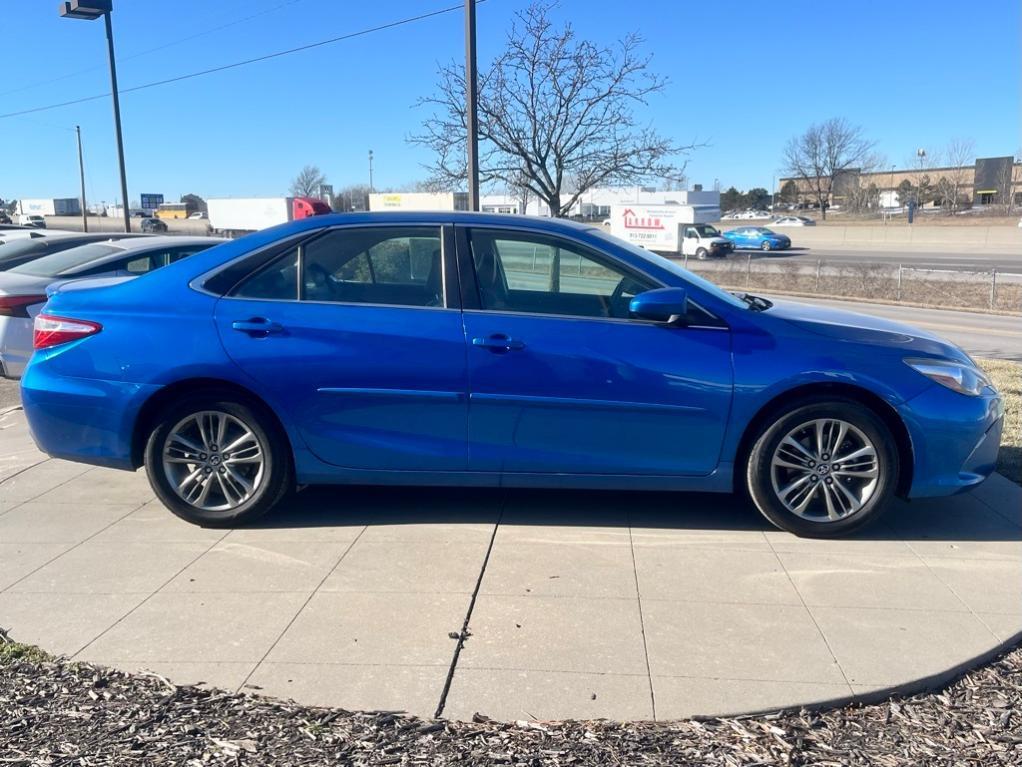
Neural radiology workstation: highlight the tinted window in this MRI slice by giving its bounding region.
[8,243,122,276]
[301,227,443,307]
[231,247,299,300]
[468,230,654,319]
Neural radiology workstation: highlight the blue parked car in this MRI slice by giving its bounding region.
[21,213,1002,537]
[723,226,792,251]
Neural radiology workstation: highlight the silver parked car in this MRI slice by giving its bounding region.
[0,236,222,378]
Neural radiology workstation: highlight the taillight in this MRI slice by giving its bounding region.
[0,294,47,319]
[33,314,102,350]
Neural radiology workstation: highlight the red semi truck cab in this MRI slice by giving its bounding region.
[292,197,332,219]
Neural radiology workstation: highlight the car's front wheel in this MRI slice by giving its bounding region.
[695,247,708,260]
[144,393,292,527]
[761,240,772,251]
[745,398,898,537]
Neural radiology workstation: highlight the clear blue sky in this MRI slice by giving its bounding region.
[1,0,1018,205]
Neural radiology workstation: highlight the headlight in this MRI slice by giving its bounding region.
[905,358,993,397]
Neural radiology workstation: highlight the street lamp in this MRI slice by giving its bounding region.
[368,149,374,193]
[59,0,131,233]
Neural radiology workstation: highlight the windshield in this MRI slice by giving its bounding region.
[9,243,122,277]
[694,224,720,237]
[0,238,50,264]
[590,229,748,309]
[756,228,776,234]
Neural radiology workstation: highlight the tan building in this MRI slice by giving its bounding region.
[779,156,1021,209]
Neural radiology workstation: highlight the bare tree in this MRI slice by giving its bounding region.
[995,154,1021,214]
[411,1,693,217]
[290,165,326,198]
[937,138,974,213]
[330,184,371,213]
[782,118,876,220]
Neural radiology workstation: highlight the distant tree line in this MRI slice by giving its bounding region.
[719,186,772,212]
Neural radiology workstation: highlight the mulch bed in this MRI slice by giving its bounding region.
[2,631,1019,766]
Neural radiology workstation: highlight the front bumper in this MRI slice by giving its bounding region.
[21,362,159,470]
[900,383,1004,498]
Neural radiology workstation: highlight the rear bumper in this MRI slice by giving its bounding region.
[21,363,159,470]
[901,383,1004,498]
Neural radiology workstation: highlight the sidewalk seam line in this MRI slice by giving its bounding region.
[69,527,233,659]
[627,508,657,721]
[433,497,505,719]
[904,541,1004,644]
[1,499,148,595]
[235,524,369,694]
[765,535,855,695]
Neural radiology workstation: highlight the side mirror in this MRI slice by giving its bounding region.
[629,287,688,324]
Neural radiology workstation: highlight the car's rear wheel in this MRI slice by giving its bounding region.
[144,393,291,527]
[745,398,898,537]
[695,247,708,260]
[761,240,772,251]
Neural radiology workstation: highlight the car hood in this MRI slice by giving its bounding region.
[765,298,972,363]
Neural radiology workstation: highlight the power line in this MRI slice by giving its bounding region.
[0,2,480,121]
[0,0,309,99]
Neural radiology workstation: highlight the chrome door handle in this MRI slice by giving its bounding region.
[472,334,525,353]
[232,318,284,337]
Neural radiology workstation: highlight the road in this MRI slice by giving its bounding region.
[1,297,1016,410]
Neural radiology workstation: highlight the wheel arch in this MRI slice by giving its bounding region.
[130,377,295,471]
[734,381,914,497]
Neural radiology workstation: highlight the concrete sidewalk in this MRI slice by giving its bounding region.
[1,408,1019,721]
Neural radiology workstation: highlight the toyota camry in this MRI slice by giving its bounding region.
[20,213,1003,537]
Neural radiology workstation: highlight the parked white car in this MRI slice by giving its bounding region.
[771,215,816,227]
[0,236,221,378]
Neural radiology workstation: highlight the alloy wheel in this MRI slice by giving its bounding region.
[769,418,880,522]
[162,410,265,511]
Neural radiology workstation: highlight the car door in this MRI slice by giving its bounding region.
[458,226,733,476]
[214,224,468,471]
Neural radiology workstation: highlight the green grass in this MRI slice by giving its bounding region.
[0,641,50,664]
[978,358,1021,484]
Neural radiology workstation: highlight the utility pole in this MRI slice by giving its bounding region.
[60,2,130,232]
[368,149,374,193]
[104,12,130,231]
[464,0,480,211]
[75,125,88,232]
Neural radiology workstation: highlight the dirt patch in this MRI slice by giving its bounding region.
[690,259,1022,313]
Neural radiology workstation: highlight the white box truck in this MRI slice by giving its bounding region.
[207,196,331,237]
[368,192,469,212]
[606,204,733,259]
[17,198,81,217]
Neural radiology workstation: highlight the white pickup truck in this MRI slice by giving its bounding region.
[606,204,734,259]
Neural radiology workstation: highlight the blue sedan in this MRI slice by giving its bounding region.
[723,226,792,251]
[21,213,1002,538]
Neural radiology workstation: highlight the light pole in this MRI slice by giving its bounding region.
[59,1,130,233]
[368,149,374,193]
[464,0,480,211]
[75,125,88,232]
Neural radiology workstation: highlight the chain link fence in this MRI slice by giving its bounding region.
[684,255,1022,313]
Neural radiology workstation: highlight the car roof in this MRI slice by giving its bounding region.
[293,211,601,232]
[98,235,223,252]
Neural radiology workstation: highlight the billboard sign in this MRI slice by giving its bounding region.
[140,193,164,211]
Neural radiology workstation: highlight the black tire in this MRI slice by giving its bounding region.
[144,392,292,527]
[761,240,772,252]
[745,397,898,538]
[695,247,708,260]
